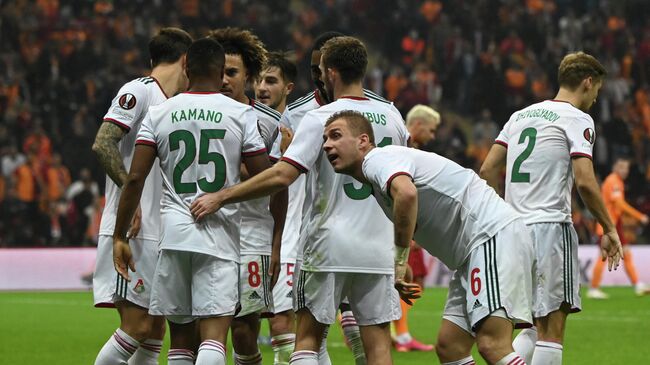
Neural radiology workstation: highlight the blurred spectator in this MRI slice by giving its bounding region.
[65,168,99,245]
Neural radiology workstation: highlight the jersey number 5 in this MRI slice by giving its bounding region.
[511,127,537,183]
[344,136,392,200]
[169,129,227,194]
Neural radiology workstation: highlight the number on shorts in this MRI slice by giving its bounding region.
[471,268,481,296]
[343,136,392,200]
[511,127,537,183]
[286,263,294,286]
[248,261,261,287]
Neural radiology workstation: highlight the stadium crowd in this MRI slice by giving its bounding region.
[0,0,648,246]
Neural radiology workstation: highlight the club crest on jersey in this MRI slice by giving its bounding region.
[118,93,137,110]
[133,279,145,293]
[583,128,595,144]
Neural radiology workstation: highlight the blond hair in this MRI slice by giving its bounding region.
[406,105,440,128]
[558,52,606,90]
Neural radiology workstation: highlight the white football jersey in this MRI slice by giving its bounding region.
[99,76,166,241]
[281,96,409,274]
[136,92,267,261]
[496,100,596,224]
[239,99,282,256]
[362,146,521,270]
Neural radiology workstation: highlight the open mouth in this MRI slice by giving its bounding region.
[327,153,339,163]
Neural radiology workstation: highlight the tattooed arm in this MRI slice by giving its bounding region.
[92,122,128,187]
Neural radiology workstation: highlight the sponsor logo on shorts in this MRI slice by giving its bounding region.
[472,299,482,310]
[118,93,137,110]
[133,279,145,293]
[248,291,262,300]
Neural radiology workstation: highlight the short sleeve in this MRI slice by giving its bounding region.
[242,109,267,157]
[257,117,280,151]
[103,81,148,132]
[135,112,156,148]
[269,132,282,162]
[281,112,324,173]
[566,115,596,159]
[362,148,416,197]
[495,120,511,148]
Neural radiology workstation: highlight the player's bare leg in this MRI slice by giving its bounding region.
[358,322,393,365]
[290,308,327,364]
[168,320,198,365]
[270,310,296,365]
[128,315,165,365]
[435,319,475,364]
[232,312,263,364]
[196,316,233,365]
[530,304,570,365]
[475,316,523,365]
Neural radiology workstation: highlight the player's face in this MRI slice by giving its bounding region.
[255,67,290,111]
[323,119,363,174]
[614,160,630,180]
[311,50,323,84]
[319,56,335,103]
[222,54,248,102]
[410,119,437,146]
[581,78,603,112]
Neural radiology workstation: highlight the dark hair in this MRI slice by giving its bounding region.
[558,52,607,90]
[207,27,267,81]
[149,27,193,67]
[325,110,375,144]
[186,38,225,80]
[312,31,345,53]
[265,51,297,83]
[320,36,368,84]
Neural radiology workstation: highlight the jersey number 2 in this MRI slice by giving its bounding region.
[344,136,392,200]
[169,129,227,194]
[511,127,537,183]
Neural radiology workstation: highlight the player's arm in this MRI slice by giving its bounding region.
[573,157,623,270]
[613,197,648,223]
[112,144,156,280]
[92,122,128,187]
[479,143,507,194]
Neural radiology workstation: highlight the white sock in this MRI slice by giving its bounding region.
[196,340,226,365]
[341,311,366,365]
[290,350,319,365]
[128,339,162,365]
[94,328,139,365]
[272,333,296,365]
[234,351,263,365]
[167,349,195,365]
[513,327,538,363]
[318,326,331,365]
[531,341,562,365]
[495,352,526,365]
[441,356,476,365]
[395,332,412,344]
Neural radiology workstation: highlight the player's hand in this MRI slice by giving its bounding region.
[280,126,294,154]
[601,230,624,271]
[269,251,281,290]
[113,237,135,281]
[641,215,649,225]
[190,193,224,222]
[127,205,142,239]
[395,280,421,305]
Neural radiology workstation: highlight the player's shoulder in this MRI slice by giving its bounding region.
[251,99,281,121]
[287,90,318,111]
[363,89,392,105]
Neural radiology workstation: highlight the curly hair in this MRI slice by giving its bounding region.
[207,27,267,81]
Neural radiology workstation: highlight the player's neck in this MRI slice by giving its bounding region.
[233,93,250,105]
[334,83,364,101]
[352,146,374,183]
[553,89,582,110]
[151,63,183,97]
[188,80,220,93]
[275,101,287,114]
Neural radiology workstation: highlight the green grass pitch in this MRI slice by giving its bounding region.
[1,287,648,364]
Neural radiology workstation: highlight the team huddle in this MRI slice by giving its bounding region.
[91,26,623,365]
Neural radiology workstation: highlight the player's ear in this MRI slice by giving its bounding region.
[286,82,295,95]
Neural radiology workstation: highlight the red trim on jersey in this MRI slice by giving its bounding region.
[136,139,157,148]
[280,157,308,173]
[495,140,508,148]
[548,99,574,106]
[570,152,592,160]
[249,97,256,106]
[151,76,169,99]
[242,148,267,157]
[386,172,413,198]
[104,118,131,132]
[314,89,324,106]
[95,302,117,309]
[183,91,220,95]
[269,156,280,163]
[339,95,369,101]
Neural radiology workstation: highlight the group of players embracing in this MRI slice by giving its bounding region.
[91,25,623,365]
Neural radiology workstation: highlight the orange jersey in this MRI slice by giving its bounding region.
[596,173,645,235]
